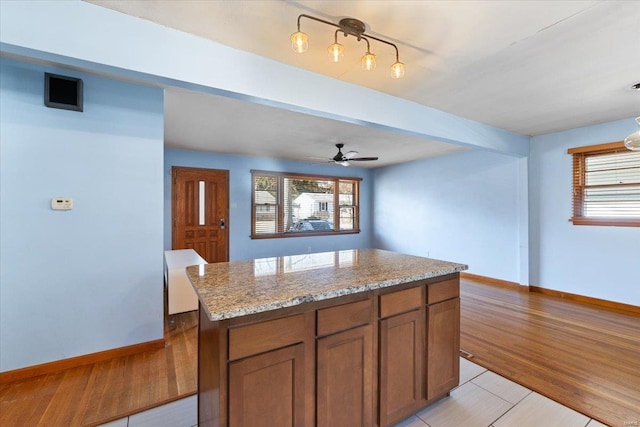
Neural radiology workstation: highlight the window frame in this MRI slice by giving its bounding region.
[568,141,640,227]
[250,170,362,239]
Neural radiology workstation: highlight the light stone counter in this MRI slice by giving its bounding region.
[186,248,467,321]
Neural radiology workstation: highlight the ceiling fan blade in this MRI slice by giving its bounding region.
[350,157,379,161]
[344,150,359,159]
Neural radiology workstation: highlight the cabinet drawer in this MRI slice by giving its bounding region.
[229,314,306,361]
[317,298,372,336]
[426,278,459,305]
[379,286,422,318]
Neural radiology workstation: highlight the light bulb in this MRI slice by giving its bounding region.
[361,52,376,71]
[327,42,344,62]
[290,31,308,53]
[390,61,405,79]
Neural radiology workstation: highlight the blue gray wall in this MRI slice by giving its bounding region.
[1,0,637,373]
[164,148,373,260]
[373,150,528,283]
[529,118,640,306]
[0,59,165,371]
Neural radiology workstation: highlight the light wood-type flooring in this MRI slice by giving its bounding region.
[1,279,638,426]
[460,279,640,427]
[0,312,198,426]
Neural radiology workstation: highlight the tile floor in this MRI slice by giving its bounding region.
[396,357,606,427]
[97,396,197,427]
[99,357,607,427]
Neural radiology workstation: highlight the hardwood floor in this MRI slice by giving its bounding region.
[460,279,640,427]
[0,311,198,427]
[1,280,638,426]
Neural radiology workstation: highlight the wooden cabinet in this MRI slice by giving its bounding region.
[427,297,460,400]
[316,298,374,426]
[378,286,425,426]
[317,324,373,427]
[224,313,314,427]
[228,344,306,427]
[197,274,461,427]
[425,276,460,401]
[379,308,424,426]
[378,278,460,426]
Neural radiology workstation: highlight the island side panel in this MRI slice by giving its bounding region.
[198,304,228,427]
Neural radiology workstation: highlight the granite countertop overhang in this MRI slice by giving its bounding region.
[186,248,468,321]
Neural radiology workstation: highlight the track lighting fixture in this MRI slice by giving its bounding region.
[290,14,405,79]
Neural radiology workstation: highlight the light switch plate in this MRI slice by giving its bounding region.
[51,198,73,210]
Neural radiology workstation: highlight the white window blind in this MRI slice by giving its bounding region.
[253,176,278,234]
[339,180,356,231]
[569,142,640,226]
[583,150,640,217]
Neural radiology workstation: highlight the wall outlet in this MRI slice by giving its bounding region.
[51,198,73,210]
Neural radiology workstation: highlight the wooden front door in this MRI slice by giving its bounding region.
[172,167,229,263]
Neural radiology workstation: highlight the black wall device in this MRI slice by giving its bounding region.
[44,73,83,112]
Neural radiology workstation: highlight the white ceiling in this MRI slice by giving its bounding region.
[88,0,640,167]
[164,89,466,168]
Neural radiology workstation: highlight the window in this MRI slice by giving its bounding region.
[251,170,361,238]
[568,141,640,226]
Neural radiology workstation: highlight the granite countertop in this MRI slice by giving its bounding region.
[186,248,468,321]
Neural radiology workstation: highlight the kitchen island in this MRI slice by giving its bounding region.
[187,248,467,427]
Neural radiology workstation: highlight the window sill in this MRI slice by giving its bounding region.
[251,230,361,239]
[570,217,640,227]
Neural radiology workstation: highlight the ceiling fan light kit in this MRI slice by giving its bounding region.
[624,117,640,151]
[291,14,405,79]
[329,143,379,166]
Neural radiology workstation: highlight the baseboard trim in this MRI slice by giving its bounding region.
[0,338,165,385]
[461,272,640,315]
[460,272,527,291]
[529,286,640,315]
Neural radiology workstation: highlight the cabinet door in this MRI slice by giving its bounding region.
[379,309,424,427]
[427,297,460,400]
[229,344,306,427]
[317,324,373,427]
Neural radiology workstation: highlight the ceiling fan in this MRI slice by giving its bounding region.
[325,143,379,166]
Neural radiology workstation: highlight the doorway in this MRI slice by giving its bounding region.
[171,166,229,263]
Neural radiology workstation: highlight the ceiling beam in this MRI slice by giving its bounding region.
[0,1,529,157]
